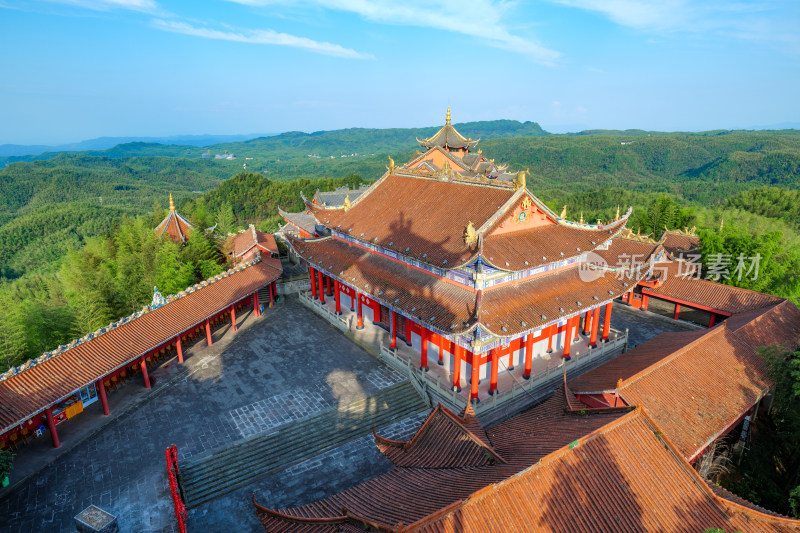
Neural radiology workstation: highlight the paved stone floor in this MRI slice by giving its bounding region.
[0,297,405,533]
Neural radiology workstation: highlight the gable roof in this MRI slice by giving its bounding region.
[417,110,479,150]
[408,409,800,533]
[314,185,371,207]
[660,228,700,256]
[374,403,505,468]
[226,224,278,258]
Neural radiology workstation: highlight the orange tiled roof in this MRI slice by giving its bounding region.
[480,263,642,337]
[569,328,709,393]
[0,259,282,434]
[255,389,624,532]
[593,238,661,268]
[725,300,800,352]
[616,324,772,460]
[660,229,701,255]
[227,225,278,258]
[154,209,193,243]
[291,235,643,338]
[408,409,800,533]
[305,174,516,268]
[374,404,505,468]
[290,235,476,334]
[481,217,628,272]
[645,260,783,314]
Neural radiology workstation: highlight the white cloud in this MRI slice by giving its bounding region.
[547,0,800,50]
[226,0,561,65]
[151,19,372,59]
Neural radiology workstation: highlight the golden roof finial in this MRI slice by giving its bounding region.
[615,205,620,220]
[446,106,451,125]
[344,194,352,211]
[579,211,584,224]
[560,205,567,218]
[169,193,175,212]
[386,155,398,174]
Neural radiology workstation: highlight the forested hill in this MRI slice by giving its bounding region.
[0,119,548,165]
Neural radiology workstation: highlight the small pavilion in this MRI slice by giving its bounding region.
[154,194,194,243]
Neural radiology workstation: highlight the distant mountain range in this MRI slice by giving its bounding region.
[0,133,276,158]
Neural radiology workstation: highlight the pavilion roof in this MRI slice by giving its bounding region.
[0,258,282,435]
[154,196,193,242]
[571,321,780,460]
[724,299,800,352]
[417,108,479,150]
[644,259,783,314]
[289,235,644,339]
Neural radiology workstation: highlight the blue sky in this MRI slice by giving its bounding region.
[1,0,798,144]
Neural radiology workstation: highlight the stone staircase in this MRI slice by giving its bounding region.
[178,380,426,509]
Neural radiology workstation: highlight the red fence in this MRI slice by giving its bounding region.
[165,444,188,533]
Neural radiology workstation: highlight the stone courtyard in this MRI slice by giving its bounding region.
[0,293,700,533]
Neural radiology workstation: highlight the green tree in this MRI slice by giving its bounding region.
[215,202,235,235]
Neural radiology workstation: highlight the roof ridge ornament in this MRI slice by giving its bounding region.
[560,205,567,218]
[386,155,398,174]
[343,194,352,211]
[514,169,527,190]
[446,106,451,125]
[169,193,175,212]
[464,221,478,247]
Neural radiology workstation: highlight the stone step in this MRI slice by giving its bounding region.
[179,381,425,508]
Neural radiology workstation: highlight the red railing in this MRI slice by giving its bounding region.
[165,444,188,533]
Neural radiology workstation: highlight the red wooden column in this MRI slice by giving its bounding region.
[708,312,716,328]
[309,266,317,299]
[253,292,260,317]
[97,379,110,416]
[438,335,445,366]
[452,345,462,392]
[602,303,612,342]
[205,319,213,346]
[546,324,554,353]
[176,337,184,363]
[589,307,601,348]
[318,270,325,304]
[573,315,581,342]
[390,310,397,349]
[470,351,480,402]
[523,333,533,379]
[563,318,574,360]
[268,283,275,308]
[230,305,238,332]
[356,293,364,329]
[327,275,333,297]
[420,327,429,371]
[641,294,649,311]
[673,303,681,321]
[583,310,592,335]
[405,317,412,346]
[350,289,355,311]
[334,280,342,315]
[489,349,498,395]
[140,356,151,388]
[45,407,60,448]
